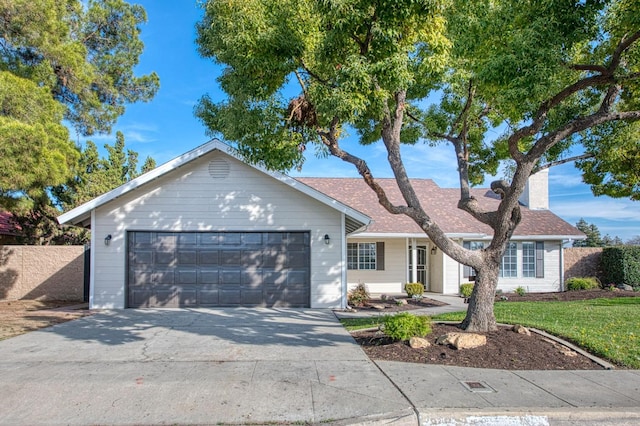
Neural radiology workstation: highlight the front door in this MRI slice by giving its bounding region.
[408,245,428,289]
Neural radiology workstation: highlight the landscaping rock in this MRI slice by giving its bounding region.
[369,304,386,310]
[617,284,633,291]
[512,324,531,336]
[393,298,407,305]
[436,332,487,349]
[409,337,430,349]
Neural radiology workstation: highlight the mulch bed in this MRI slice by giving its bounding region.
[352,323,606,370]
[349,289,639,370]
[497,288,638,302]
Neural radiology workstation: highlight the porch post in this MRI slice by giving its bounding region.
[411,238,418,283]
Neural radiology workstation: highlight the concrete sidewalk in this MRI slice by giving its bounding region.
[378,362,640,425]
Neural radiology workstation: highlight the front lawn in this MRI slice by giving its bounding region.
[432,297,640,369]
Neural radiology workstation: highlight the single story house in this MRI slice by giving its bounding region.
[58,139,584,309]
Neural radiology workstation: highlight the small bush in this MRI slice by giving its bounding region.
[459,283,474,298]
[347,283,370,307]
[404,282,425,298]
[515,286,526,296]
[566,277,599,291]
[382,313,431,341]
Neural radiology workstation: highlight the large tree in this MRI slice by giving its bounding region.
[12,131,157,245]
[195,0,640,331]
[0,0,159,204]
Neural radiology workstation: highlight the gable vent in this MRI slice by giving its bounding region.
[208,159,230,179]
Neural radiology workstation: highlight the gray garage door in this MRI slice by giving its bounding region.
[127,231,310,308]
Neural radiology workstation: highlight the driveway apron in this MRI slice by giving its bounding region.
[0,308,413,425]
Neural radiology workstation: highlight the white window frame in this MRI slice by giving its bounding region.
[347,242,377,270]
[500,242,518,278]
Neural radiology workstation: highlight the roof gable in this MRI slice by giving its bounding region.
[58,139,370,231]
[297,177,583,239]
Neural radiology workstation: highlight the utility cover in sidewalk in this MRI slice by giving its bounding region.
[461,381,495,393]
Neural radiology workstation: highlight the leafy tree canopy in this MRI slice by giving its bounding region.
[12,131,156,244]
[196,0,640,331]
[0,0,159,200]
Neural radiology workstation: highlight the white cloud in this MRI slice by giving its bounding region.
[551,198,640,221]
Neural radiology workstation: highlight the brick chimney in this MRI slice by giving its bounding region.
[519,169,549,210]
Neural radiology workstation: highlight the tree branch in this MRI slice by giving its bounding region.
[535,153,594,172]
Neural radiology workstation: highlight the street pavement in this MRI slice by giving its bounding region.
[0,301,638,425]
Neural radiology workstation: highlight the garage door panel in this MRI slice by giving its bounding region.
[219,288,241,305]
[128,231,309,308]
[199,250,219,265]
[198,269,219,284]
[177,270,197,284]
[178,251,197,265]
[131,250,153,265]
[220,250,241,266]
[155,251,175,265]
[152,270,175,284]
[220,270,241,284]
[197,289,220,305]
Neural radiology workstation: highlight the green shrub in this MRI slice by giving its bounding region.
[566,277,599,291]
[347,283,370,307]
[404,282,425,298]
[601,246,640,287]
[459,283,474,298]
[515,286,526,296]
[382,313,431,341]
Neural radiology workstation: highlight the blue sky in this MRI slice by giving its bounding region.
[84,1,640,242]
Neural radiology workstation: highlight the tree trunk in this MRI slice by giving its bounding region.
[460,263,500,332]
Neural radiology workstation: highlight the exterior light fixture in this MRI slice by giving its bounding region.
[324,234,330,245]
[430,246,437,255]
[104,234,112,246]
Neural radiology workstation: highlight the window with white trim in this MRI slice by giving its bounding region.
[347,242,377,270]
[500,242,518,278]
[522,242,536,277]
[462,241,484,278]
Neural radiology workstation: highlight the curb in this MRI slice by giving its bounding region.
[418,408,640,426]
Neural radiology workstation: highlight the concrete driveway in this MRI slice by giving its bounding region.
[0,308,413,425]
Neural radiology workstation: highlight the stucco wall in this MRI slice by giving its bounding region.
[0,245,85,301]
[564,247,603,280]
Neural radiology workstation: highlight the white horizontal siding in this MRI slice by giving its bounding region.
[441,240,563,294]
[91,152,344,309]
[347,238,407,295]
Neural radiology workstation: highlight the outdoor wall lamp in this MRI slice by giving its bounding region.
[324,234,330,245]
[430,246,437,255]
[104,234,112,246]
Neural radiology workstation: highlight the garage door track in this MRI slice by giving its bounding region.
[0,308,413,425]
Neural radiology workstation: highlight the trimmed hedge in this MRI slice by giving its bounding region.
[601,246,640,287]
[566,277,599,291]
[404,282,425,297]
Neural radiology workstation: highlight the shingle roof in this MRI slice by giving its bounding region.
[0,211,19,236]
[297,178,583,238]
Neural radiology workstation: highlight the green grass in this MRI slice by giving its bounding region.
[432,297,640,369]
[340,317,385,331]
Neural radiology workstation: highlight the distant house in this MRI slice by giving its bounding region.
[58,139,584,310]
[0,211,19,244]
